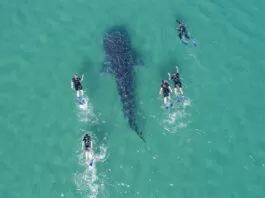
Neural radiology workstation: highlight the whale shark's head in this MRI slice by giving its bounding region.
[103,28,130,57]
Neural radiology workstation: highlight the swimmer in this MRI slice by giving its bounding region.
[160,80,173,108]
[71,74,84,98]
[168,66,184,97]
[176,20,197,46]
[176,20,189,40]
[82,134,92,161]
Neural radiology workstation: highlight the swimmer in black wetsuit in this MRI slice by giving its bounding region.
[159,80,173,107]
[176,20,190,41]
[82,134,92,161]
[176,20,197,46]
[168,66,184,96]
[71,74,84,98]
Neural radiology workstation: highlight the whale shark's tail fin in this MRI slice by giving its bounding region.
[134,128,146,143]
[129,121,146,142]
[137,131,146,143]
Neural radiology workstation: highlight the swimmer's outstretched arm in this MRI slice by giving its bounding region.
[176,27,181,32]
[71,81,74,89]
[176,66,179,73]
[82,140,85,150]
[81,74,84,82]
[159,87,163,95]
[176,20,181,31]
[168,73,171,80]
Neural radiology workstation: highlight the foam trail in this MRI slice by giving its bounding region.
[73,93,108,197]
[156,96,192,135]
[74,140,108,198]
[76,96,99,124]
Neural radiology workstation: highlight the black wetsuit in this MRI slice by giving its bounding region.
[83,135,91,151]
[178,24,190,40]
[170,73,182,88]
[161,82,170,97]
[72,77,83,91]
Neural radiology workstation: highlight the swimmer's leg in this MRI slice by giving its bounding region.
[174,87,181,102]
[178,82,184,96]
[181,39,188,45]
[179,88,184,102]
[178,32,187,44]
[178,33,182,40]
[168,96,173,107]
[179,88,184,96]
[174,87,178,97]
[164,97,167,106]
[85,151,89,161]
[76,90,80,98]
[80,90,84,96]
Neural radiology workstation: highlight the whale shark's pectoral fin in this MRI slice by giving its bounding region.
[131,53,144,67]
[133,58,144,67]
[101,59,113,74]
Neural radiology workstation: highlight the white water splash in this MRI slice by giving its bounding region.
[76,96,99,124]
[73,93,108,198]
[158,97,192,135]
[74,142,108,198]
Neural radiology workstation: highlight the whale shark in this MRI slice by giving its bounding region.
[102,27,145,142]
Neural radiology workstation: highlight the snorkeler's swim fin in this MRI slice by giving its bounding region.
[191,39,197,46]
[181,39,188,45]
[165,101,173,109]
[89,159,94,166]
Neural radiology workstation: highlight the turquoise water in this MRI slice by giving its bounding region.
[1,0,265,197]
